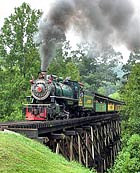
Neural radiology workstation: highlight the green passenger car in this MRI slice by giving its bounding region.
[83,95,93,109]
[95,102,107,112]
[78,93,93,109]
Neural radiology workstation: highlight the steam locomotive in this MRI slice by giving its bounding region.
[24,72,123,121]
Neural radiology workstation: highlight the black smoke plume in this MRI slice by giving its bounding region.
[36,0,140,71]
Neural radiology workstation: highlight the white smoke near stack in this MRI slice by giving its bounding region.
[35,0,140,71]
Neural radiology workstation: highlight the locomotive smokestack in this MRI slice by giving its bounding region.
[36,0,140,70]
[41,71,46,75]
[38,71,47,79]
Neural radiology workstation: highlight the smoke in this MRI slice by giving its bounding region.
[36,0,75,71]
[36,0,140,71]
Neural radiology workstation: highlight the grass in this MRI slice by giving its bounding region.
[0,131,95,173]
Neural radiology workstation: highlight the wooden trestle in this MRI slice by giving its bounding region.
[0,114,121,173]
[46,119,121,173]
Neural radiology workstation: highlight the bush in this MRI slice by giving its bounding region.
[108,134,140,173]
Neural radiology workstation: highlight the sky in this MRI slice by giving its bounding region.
[0,0,140,63]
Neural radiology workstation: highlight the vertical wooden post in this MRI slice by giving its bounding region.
[100,126,103,151]
[107,124,110,145]
[111,121,113,140]
[90,126,95,160]
[97,127,100,154]
[70,136,73,161]
[85,131,88,167]
[104,158,106,171]
[104,124,107,146]
[114,144,116,159]
[56,141,60,154]
[116,121,118,135]
[78,134,81,164]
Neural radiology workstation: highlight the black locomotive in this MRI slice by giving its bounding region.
[24,72,123,121]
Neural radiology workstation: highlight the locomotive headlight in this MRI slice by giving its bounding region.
[36,84,44,93]
[31,79,52,100]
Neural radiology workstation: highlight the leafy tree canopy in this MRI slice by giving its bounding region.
[0,3,42,121]
[48,47,80,81]
[109,92,121,100]
[122,63,140,120]
[109,134,140,173]
[66,43,123,94]
[0,2,41,77]
[122,49,140,80]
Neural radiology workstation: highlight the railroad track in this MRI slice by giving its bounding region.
[0,113,120,138]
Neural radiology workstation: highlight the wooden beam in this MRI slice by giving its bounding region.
[65,131,76,136]
[37,137,49,143]
[76,128,83,133]
[83,126,91,131]
[50,133,65,140]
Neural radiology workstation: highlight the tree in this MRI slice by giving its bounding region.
[107,63,140,173]
[109,134,140,173]
[48,46,80,81]
[122,63,140,120]
[0,2,41,77]
[109,92,121,100]
[120,63,140,138]
[0,3,42,121]
[122,49,140,80]
[69,43,122,94]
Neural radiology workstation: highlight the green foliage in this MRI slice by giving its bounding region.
[48,47,80,81]
[122,63,140,120]
[122,49,140,79]
[0,132,95,173]
[0,3,41,121]
[69,43,122,94]
[109,92,121,100]
[0,2,42,75]
[97,87,106,95]
[0,69,27,120]
[108,134,140,173]
[110,62,140,173]
[65,62,80,81]
[98,81,122,96]
[122,117,140,142]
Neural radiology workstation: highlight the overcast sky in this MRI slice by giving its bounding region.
[0,0,140,62]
